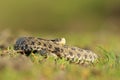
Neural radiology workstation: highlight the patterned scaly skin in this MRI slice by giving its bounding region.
[14,37,98,64]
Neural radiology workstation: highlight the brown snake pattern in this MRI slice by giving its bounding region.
[14,37,98,65]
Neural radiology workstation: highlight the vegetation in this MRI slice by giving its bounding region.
[0,0,120,80]
[0,33,120,80]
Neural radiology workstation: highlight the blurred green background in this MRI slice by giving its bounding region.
[0,0,120,51]
[0,0,120,33]
[0,1,120,80]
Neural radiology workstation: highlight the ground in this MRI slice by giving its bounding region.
[0,30,120,80]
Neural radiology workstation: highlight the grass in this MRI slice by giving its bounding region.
[0,45,120,80]
[0,0,120,79]
[0,32,120,80]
